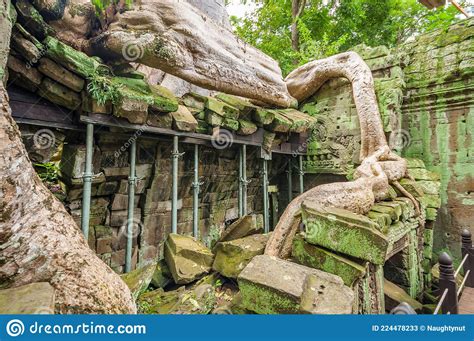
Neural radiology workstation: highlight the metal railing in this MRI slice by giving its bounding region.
[391,229,474,315]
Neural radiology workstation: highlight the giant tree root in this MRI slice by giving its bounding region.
[266,52,416,258]
[0,85,136,314]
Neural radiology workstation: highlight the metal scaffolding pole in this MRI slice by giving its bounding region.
[192,144,200,238]
[238,146,243,217]
[125,139,137,273]
[287,158,293,203]
[81,123,94,239]
[299,155,304,195]
[171,136,179,234]
[262,158,270,233]
[242,145,248,216]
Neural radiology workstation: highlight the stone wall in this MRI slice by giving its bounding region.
[23,126,287,272]
[301,17,474,261]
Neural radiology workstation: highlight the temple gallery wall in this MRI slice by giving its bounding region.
[2,0,472,314]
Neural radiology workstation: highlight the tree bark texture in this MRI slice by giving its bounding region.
[89,0,296,107]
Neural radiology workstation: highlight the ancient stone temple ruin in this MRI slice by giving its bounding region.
[0,0,473,315]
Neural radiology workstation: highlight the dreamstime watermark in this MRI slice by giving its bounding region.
[5,319,146,337]
[119,217,143,240]
[389,129,411,150]
[6,319,24,337]
[25,46,49,69]
[122,40,144,62]
[33,128,56,150]
[211,128,234,149]
[114,124,148,159]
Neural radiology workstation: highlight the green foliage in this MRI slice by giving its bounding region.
[231,0,462,76]
[34,162,60,183]
[86,74,123,105]
[90,0,133,16]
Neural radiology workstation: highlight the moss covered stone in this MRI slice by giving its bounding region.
[266,111,292,133]
[237,119,258,135]
[213,233,269,278]
[151,260,172,288]
[302,204,388,265]
[15,0,54,39]
[215,92,256,115]
[253,108,275,125]
[237,255,353,314]
[44,37,108,78]
[292,235,366,286]
[205,97,239,119]
[138,284,216,314]
[121,262,157,301]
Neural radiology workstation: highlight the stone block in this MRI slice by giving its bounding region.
[147,111,173,129]
[292,235,366,287]
[121,262,156,301]
[370,204,400,222]
[38,78,81,110]
[237,255,353,314]
[266,111,292,133]
[171,105,198,132]
[82,92,112,114]
[384,279,423,313]
[151,260,172,288]
[111,193,140,211]
[407,168,440,181]
[38,58,84,92]
[44,36,108,78]
[110,209,141,227]
[425,207,438,221]
[237,119,258,135]
[205,97,239,119]
[182,92,206,110]
[253,108,274,125]
[118,178,147,194]
[11,33,41,62]
[114,97,148,124]
[398,179,424,198]
[96,181,118,196]
[0,282,55,314]
[213,234,269,278]
[419,194,441,209]
[219,214,264,242]
[302,203,388,264]
[164,234,214,284]
[7,55,42,92]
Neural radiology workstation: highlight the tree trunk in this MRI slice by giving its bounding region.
[291,0,305,52]
[0,0,136,314]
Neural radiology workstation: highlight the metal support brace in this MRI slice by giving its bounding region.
[81,123,94,239]
[192,145,203,238]
[262,158,270,233]
[242,145,248,216]
[298,155,304,194]
[238,147,243,217]
[125,139,137,273]
[171,136,184,234]
[287,158,293,202]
